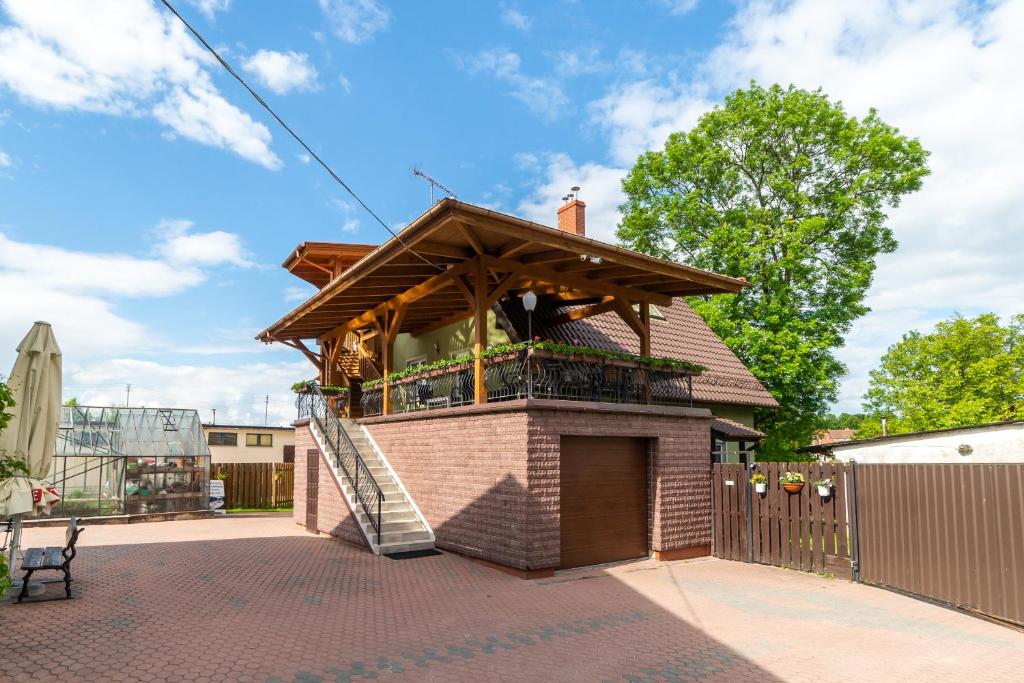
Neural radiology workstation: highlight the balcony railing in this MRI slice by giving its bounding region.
[359,348,695,418]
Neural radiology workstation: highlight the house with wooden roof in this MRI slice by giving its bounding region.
[259,197,776,574]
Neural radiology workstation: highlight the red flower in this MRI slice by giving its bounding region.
[533,336,541,342]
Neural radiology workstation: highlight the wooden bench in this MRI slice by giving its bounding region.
[17,516,83,603]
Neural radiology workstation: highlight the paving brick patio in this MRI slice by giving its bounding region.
[4,514,1022,682]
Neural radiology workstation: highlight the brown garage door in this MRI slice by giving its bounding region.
[560,436,648,569]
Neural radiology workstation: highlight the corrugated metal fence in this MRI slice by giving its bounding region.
[856,464,1023,628]
[209,462,294,509]
[713,462,1024,628]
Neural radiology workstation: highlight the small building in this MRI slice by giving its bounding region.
[813,428,855,446]
[259,198,777,572]
[805,420,1024,463]
[202,424,295,463]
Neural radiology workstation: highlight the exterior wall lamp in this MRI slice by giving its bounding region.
[522,291,537,400]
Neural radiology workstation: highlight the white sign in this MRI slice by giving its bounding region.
[209,479,226,514]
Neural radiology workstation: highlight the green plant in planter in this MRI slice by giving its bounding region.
[215,471,229,481]
[319,385,350,394]
[778,471,806,485]
[813,478,834,488]
[0,553,12,599]
[749,472,768,486]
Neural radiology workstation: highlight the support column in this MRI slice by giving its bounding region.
[474,258,488,404]
[639,302,652,403]
[381,313,393,416]
[639,302,651,357]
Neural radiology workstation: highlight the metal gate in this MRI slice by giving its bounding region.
[305,449,319,532]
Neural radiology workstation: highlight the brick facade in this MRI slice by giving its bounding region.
[361,400,712,570]
[292,420,367,548]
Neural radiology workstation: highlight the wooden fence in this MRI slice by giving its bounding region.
[856,464,1024,628]
[713,462,853,578]
[209,462,294,509]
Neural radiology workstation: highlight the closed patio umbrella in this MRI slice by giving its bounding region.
[1,322,63,583]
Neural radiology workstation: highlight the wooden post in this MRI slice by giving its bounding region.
[474,258,488,404]
[382,312,393,416]
[639,302,652,404]
[639,302,651,357]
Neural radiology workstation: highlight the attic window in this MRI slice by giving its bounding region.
[633,303,667,321]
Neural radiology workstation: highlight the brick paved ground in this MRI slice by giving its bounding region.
[4,514,1022,682]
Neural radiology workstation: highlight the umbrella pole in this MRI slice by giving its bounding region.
[6,514,21,592]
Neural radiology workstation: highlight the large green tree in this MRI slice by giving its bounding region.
[619,83,929,457]
[860,313,1024,437]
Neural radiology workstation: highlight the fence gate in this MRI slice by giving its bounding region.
[855,463,1024,628]
[712,462,854,578]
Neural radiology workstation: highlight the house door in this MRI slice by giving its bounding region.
[560,436,649,569]
[305,449,319,532]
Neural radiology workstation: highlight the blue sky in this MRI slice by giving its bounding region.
[1,0,1022,426]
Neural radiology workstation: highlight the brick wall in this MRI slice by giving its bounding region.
[366,411,532,568]
[292,421,367,548]
[363,400,712,570]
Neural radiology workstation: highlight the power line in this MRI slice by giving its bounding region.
[158,0,445,273]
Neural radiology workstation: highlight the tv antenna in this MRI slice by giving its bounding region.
[413,167,457,206]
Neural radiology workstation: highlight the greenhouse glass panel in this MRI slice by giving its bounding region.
[51,406,210,517]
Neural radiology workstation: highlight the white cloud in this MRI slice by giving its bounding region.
[552,47,606,78]
[64,357,310,427]
[152,219,254,267]
[185,0,231,19]
[515,152,627,244]
[242,49,319,95]
[284,285,315,303]
[329,198,361,234]
[338,72,352,94]
[590,79,712,166]
[500,6,531,32]
[0,0,281,168]
[0,222,253,361]
[659,0,699,16]
[319,0,391,45]
[454,47,568,121]
[566,0,1024,412]
[0,149,9,167]
[296,152,311,164]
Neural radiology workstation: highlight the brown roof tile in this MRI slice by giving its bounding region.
[500,297,778,409]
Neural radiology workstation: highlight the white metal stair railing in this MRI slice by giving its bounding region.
[298,383,434,555]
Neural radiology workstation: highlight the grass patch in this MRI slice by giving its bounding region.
[226,506,293,514]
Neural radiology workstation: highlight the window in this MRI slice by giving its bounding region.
[207,432,237,447]
[406,354,428,369]
[246,432,273,447]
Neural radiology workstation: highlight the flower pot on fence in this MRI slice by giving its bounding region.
[755,483,767,494]
[783,482,805,494]
[817,485,832,498]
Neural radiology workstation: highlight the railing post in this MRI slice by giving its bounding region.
[849,461,861,582]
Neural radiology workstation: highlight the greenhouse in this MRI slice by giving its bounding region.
[51,405,210,517]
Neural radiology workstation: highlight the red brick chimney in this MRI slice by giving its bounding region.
[557,199,586,237]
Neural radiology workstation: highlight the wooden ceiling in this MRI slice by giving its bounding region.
[283,242,378,289]
[258,200,747,343]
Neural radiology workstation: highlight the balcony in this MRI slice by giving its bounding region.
[359,344,699,418]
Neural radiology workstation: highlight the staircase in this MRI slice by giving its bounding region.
[301,383,434,555]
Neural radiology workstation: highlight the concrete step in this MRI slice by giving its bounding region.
[358,512,420,526]
[380,520,427,533]
[379,540,436,555]
[375,529,433,545]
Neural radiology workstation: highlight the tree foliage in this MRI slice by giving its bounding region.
[860,313,1024,437]
[619,83,929,457]
[0,379,13,436]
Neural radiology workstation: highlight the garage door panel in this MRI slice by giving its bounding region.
[560,436,648,569]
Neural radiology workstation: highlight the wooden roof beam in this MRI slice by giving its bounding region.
[316,257,479,344]
[483,255,672,307]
